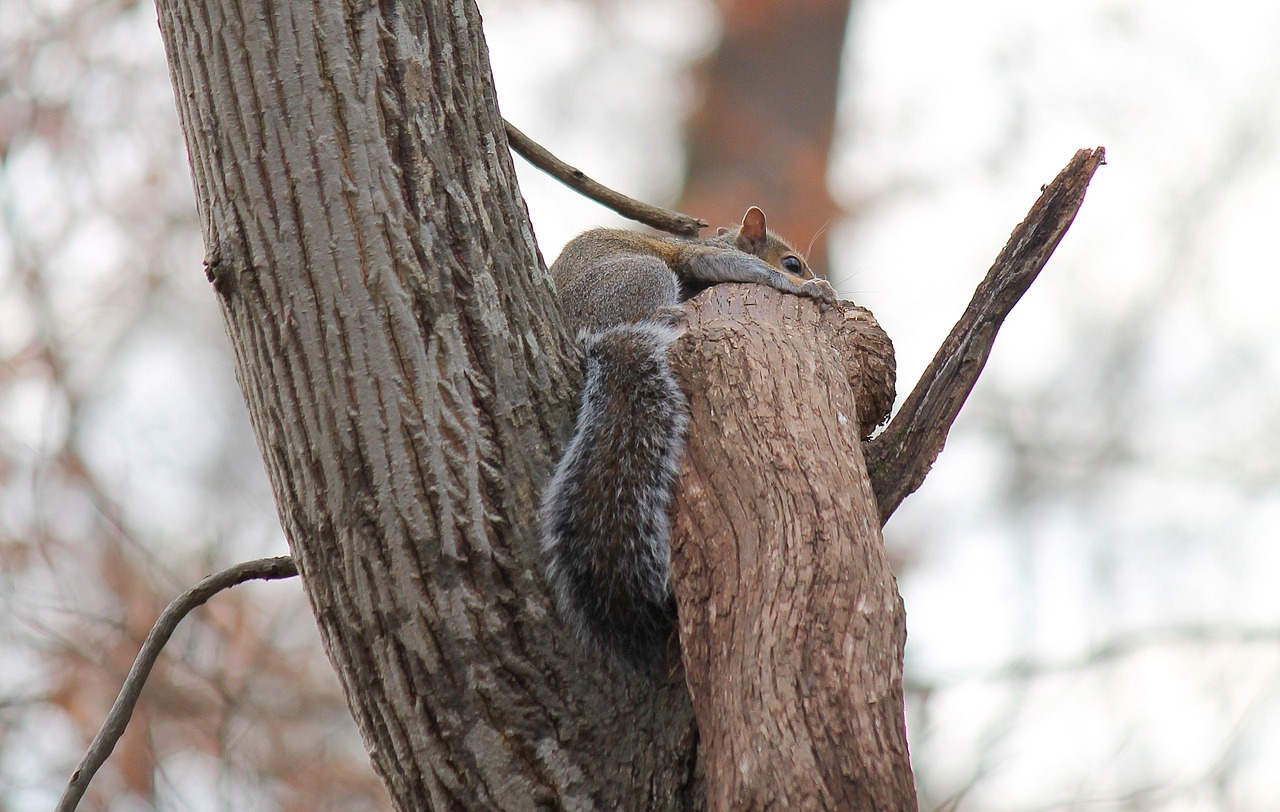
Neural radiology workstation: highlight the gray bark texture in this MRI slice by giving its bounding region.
[153,0,915,809]
[153,1,698,809]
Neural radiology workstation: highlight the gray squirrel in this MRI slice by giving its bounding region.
[539,206,835,671]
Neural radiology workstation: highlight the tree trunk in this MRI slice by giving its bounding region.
[670,286,911,810]
[153,0,914,808]
[153,1,699,809]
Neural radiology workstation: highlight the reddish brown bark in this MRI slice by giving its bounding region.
[669,285,913,810]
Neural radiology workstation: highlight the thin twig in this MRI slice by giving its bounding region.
[504,120,707,238]
[865,147,1107,524]
[56,556,300,812]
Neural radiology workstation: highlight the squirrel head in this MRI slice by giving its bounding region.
[717,206,817,282]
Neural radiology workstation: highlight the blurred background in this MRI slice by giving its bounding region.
[3,0,1279,809]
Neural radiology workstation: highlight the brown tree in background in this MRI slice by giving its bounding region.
[679,0,854,269]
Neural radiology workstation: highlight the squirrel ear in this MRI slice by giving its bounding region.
[739,206,767,249]
[716,226,731,237]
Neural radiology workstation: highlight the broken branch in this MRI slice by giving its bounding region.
[865,147,1107,524]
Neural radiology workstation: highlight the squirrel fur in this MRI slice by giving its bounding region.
[539,207,834,671]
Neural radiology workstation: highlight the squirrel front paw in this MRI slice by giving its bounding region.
[799,278,838,304]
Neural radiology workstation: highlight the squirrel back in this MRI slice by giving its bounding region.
[550,206,827,334]
[540,207,832,671]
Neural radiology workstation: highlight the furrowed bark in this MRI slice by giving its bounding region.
[669,285,911,811]
[153,1,699,809]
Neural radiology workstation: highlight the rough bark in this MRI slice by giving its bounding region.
[669,285,911,810]
[153,1,700,809]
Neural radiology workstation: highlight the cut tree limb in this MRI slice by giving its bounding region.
[668,285,910,811]
[865,146,1107,525]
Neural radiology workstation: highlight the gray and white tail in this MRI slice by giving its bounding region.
[538,322,688,671]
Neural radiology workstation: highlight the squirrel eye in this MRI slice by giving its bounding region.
[781,256,804,275]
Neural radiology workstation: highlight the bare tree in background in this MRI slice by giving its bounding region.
[0,0,387,808]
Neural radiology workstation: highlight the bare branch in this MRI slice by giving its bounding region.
[56,556,299,812]
[865,147,1107,524]
[504,120,708,238]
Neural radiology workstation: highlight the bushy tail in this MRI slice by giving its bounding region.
[539,322,689,671]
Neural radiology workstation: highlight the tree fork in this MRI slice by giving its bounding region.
[150,0,1100,805]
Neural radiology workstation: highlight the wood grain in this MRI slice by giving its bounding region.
[669,285,912,811]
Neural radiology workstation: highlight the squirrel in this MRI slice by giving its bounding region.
[538,206,835,671]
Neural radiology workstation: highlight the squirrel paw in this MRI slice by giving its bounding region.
[800,278,838,304]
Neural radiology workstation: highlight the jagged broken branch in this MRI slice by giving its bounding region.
[865,147,1107,524]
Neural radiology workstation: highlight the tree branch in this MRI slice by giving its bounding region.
[56,556,299,812]
[865,147,1107,524]
[504,120,707,238]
